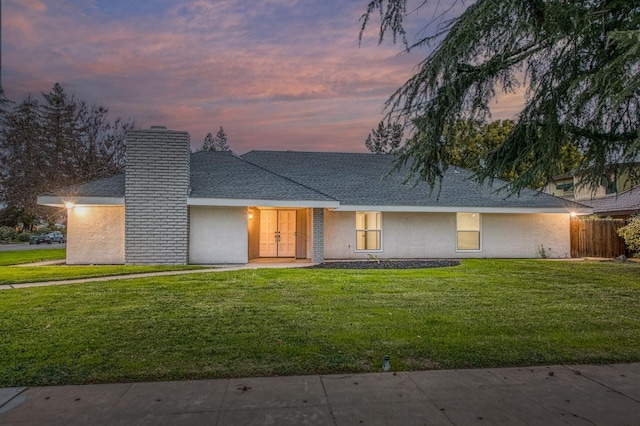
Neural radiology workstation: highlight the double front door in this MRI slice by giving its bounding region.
[259,210,296,257]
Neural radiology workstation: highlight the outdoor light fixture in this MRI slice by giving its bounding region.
[570,211,577,217]
[248,212,254,220]
[382,355,391,372]
[64,202,75,209]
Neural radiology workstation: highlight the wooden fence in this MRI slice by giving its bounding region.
[570,217,628,258]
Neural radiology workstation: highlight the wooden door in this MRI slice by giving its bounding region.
[259,210,278,257]
[277,210,296,257]
[258,210,296,257]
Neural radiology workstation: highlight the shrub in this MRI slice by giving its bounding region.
[537,244,552,259]
[0,226,17,242]
[16,233,32,242]
[617,214,640,255]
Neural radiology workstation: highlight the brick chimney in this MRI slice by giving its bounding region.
[125,127,191,264]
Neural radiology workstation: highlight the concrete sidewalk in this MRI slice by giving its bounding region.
[0,261,315,290]
[1,363,639,425]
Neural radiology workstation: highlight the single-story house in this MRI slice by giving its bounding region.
[38,127,589,265]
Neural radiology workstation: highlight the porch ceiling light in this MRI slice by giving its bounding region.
[65,202,75,209]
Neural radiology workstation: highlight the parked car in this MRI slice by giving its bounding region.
[45,231,66,244]
[28,231,66,244]
[29,234,48,245]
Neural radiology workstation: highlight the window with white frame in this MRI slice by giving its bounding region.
[457,213,481,251]
[356,211,381,251]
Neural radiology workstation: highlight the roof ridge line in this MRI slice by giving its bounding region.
[238,156,339,202]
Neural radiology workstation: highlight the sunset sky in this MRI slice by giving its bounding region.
[3,0,523,153]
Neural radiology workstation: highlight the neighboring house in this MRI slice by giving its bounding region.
[38,127,588,265]
[543,172,576,199]
[543,164,640,218]
[578,185,640,219]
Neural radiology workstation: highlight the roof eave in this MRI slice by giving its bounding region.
[37,195,125,207]
[334,205,592,214]
[594,208,640,216]
[187,198,340,208]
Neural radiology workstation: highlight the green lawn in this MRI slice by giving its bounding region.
[1,259,639,387]
[0,249,205,285]
[0,265,207,285]
[0,248,66,266]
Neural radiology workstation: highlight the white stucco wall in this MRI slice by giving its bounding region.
[481,213,571,258]
[189,206,248,264]
[324,211,570,259]
[66,206,569,264]
[66,206,125,264]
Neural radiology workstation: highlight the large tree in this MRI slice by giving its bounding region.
[444,120,516,173]
[215,126,230,151]
[0,83,136,229]
[0,95,46,228]
[360,0,640,193]
[200,126,230,152]
[442,119,581,186]
[365,120,404,153]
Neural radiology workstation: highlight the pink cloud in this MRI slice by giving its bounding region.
[3,0,520,155]
[15,0,47,12]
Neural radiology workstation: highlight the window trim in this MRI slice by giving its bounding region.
[456,212,482,252]
[354,211,383,252]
